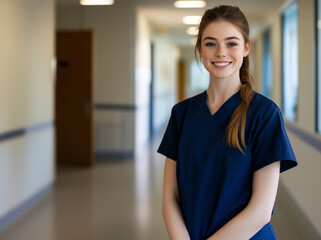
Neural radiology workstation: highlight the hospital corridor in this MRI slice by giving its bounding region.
[1,0,321,239]
[0,135,311,239]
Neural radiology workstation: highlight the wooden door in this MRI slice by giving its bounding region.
[178,59,186,102]
[55,31,94,166]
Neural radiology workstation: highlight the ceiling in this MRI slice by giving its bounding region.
[140,0,289,46]
[56,0,291,46]
[140,0,286,28]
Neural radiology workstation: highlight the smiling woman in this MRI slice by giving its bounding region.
[195,7,252,153]
[158,5,297,240]
[199,21,249,83]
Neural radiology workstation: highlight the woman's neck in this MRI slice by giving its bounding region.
[206,76,242,107]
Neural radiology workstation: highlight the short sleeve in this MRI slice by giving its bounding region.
[157,106,180,161]
[251,105,298,173]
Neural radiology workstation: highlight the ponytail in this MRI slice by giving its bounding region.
[225,56,254,154]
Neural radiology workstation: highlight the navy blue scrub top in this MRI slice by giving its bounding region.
[157,90,297,240]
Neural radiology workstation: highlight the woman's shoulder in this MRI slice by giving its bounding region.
[246,91,284,127]
[250,91,280,113]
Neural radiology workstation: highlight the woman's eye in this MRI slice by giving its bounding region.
[205,42,215,47]
[228,42,238,47]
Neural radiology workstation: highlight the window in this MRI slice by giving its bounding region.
[317,0,321,133]
[282,3,299,121]
[262,29,272,98]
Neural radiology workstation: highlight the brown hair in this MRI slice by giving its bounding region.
[195,5,254,154]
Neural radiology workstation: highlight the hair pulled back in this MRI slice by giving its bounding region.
[195,5,254,154]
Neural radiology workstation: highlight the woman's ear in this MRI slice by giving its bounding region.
[244,41,251,57]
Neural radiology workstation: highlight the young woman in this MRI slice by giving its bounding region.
[158,5,297,240]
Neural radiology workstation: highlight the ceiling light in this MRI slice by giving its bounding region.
[182,16,202,25]
[187,26,198,35]
[80,0,114,5]
[174,1,206,8]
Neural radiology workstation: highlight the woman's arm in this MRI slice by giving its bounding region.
[207,161,280,240]
[163,158,191,240]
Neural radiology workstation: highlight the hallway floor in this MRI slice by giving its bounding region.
[0,135,304,240]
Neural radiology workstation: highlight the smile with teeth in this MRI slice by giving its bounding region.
[212,61,232,67]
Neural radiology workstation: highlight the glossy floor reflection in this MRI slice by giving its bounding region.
[0,135,304,240]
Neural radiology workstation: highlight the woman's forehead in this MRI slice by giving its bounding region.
[202,20,244,40]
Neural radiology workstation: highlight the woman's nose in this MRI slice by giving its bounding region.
[215,46,226,57]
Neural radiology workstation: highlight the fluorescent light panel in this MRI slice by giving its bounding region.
[174,1,206,8]
[80,0,114,5]
[183,16,202,25]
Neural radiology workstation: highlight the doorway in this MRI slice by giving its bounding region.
[55,31,94,166]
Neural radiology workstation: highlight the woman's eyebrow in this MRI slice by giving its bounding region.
[203,36,241,41]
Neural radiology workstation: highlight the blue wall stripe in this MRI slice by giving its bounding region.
[285,122,321,154]
[0,121,54,143]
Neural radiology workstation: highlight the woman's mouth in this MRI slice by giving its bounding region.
[212,61,232,68]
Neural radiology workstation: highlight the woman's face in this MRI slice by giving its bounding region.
[199,20,250,81]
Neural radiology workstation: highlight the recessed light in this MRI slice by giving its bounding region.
[183,16,202,25]
[80,0,114,5]
[174,1,206,8]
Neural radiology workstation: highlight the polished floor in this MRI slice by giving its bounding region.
[0,135,305,240]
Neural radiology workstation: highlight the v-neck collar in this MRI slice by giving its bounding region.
[201,90,241,119]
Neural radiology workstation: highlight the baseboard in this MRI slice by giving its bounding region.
[0,183,53,233]
[278,182,321,240]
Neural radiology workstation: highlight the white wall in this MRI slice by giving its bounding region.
[135,10,151,150]
[296,0,315,132]
[0,0,55,223]
[179,47,195,98]
[270,16,282,106]
[254,0,321,236]
[152,34,178,133]
[252,35,263,93]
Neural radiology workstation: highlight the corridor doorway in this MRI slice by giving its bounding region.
[55,31,94,166]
